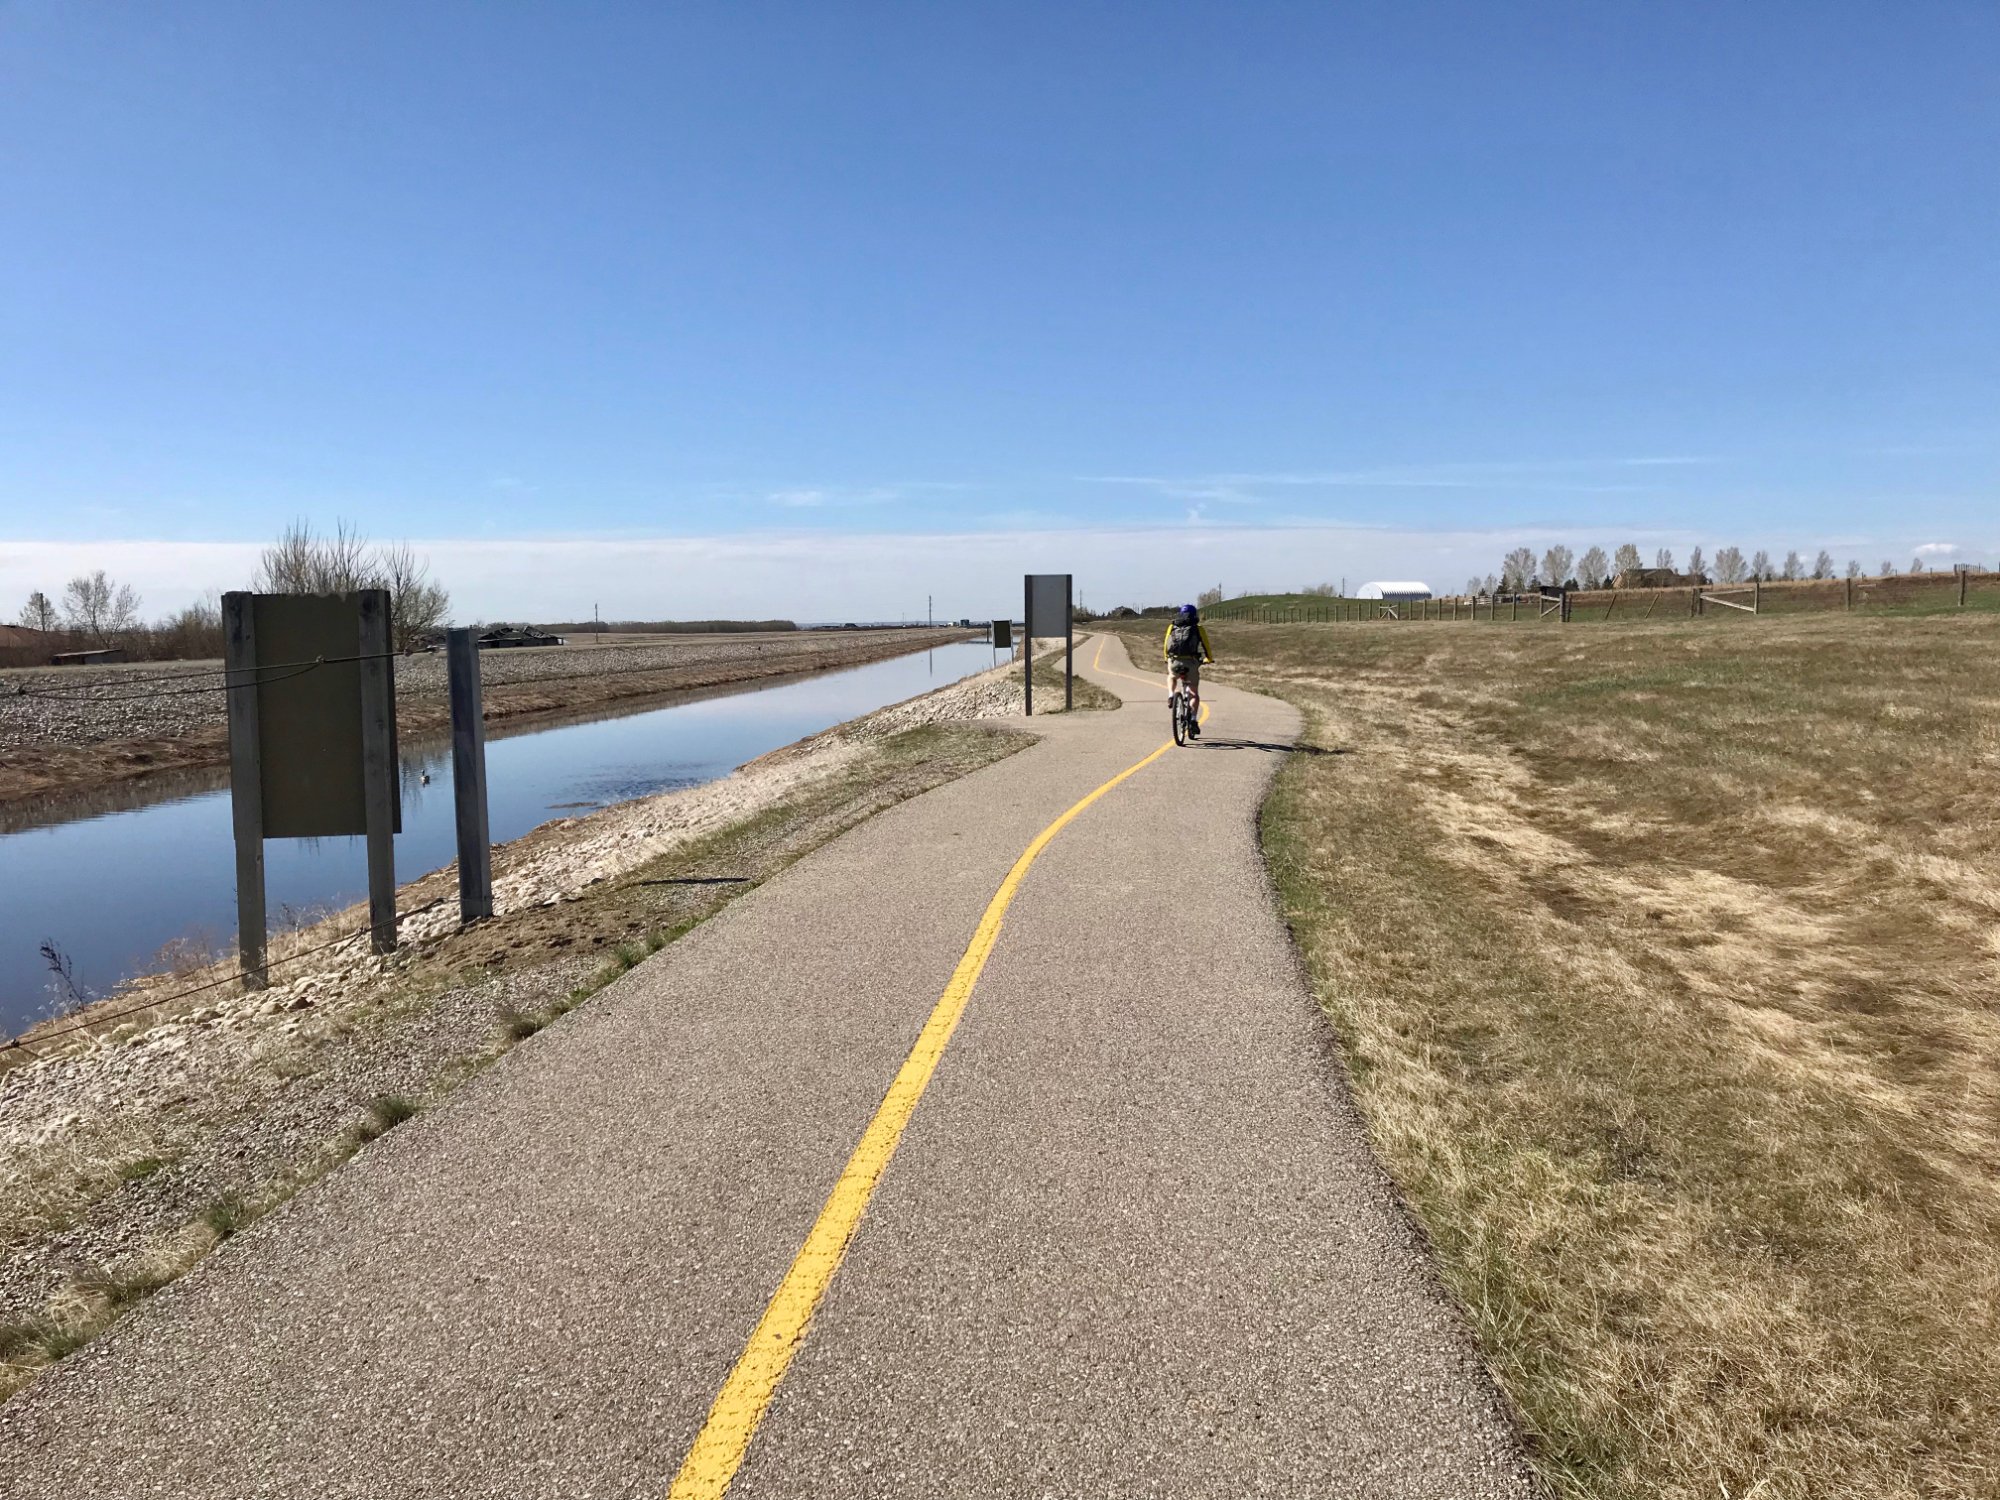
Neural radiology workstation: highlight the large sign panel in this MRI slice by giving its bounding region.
[251,593,401,839]
[1026,574,1071,638]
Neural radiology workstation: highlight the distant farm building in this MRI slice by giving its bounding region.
[50,647,129,666]
[0,625,60,666]
[1355,581,1433,602]
[477,625,565,649]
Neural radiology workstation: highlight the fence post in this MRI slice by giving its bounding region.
[447,628,493,924]
[222,593,267,990]
[1022,577,1033,716]
[1065,601,1074,711]
[1960,568,1969,608]
[357,590,398,954]
[1753,577,1762,614]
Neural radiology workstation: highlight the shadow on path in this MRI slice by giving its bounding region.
[1188,738,1349,756]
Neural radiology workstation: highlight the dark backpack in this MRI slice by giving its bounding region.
[1167,621,1201,658]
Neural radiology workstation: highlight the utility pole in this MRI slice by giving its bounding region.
[927,594,933,628]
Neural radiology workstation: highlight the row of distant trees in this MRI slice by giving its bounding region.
[1469,544,1975,596]
[11,521,450,662]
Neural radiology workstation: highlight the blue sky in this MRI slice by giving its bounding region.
[3,1,1995,618]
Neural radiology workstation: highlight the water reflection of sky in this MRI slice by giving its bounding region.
[1,641,1000,1032]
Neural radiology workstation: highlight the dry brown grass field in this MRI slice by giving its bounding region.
[1106,614,2000,1500]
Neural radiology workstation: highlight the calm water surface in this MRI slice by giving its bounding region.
[2,641,1001,1032]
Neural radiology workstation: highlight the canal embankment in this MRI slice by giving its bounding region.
[0,627,972,808]
[0,647,1111,1400]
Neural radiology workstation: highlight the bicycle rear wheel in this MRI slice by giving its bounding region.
[1170,690,1188,746]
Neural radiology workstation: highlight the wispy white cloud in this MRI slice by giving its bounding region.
[765,486,904,509]
[1081,455,1723,496]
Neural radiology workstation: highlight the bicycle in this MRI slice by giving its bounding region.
[1168,669,1196,746]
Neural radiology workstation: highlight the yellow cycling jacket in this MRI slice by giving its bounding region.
[1162,621,1215,661]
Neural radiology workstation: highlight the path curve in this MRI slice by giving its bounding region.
[0,634,1535,1498]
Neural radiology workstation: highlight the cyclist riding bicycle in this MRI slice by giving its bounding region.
[1163,603,1215,738]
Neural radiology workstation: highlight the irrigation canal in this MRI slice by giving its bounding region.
[1,639,1002,1034]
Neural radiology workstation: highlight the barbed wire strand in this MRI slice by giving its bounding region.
[3,895,451,1055]
[9,649,413,702]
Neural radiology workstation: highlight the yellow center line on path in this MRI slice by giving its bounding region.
[666,699,1197,1500]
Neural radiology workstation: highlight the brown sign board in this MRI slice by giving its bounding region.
[247,593,401,839]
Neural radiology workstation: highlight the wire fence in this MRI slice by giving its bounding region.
[3,895,451,1056]
[1205,571,2000,627]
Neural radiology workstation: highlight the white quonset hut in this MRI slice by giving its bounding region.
[1355,581,1433,602]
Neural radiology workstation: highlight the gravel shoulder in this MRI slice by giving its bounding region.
[0,628,972,808]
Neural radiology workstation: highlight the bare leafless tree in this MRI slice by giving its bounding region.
[1578,546,1610,588]
[16,591,56,632]
[1196,583,1224,607]
[1687,545,1706,581]
[1846,559,1862,580]
[1782,550,1803,581]
[1881,559,1897,576]
[154,592,225,660]
[376,543,452,651]
[1714,546,1748,584]
[1655,547,1674,571]
[61,571,140,646]
[252,519,376,594]
[250,520,451,650]
[1812,550,1835,580]
[1613,543,1644,579]
[1750,549,1773,580]
[1502,548,1536,591]
[1541,545,1575,589]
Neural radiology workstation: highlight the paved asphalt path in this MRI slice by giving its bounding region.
[0,635,1536,1498]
